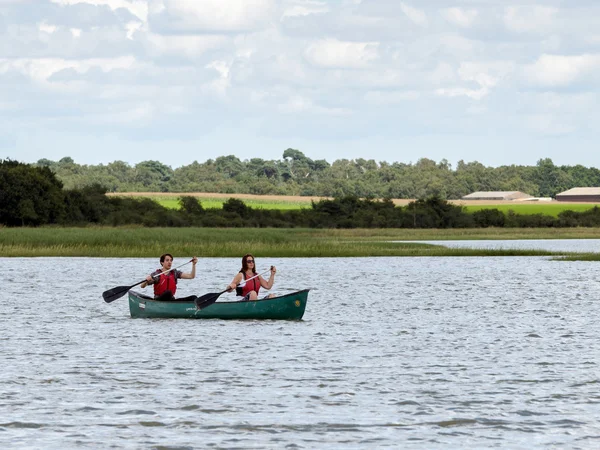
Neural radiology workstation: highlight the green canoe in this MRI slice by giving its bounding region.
[128,289,309,320]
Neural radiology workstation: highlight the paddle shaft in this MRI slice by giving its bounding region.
[143,259,194,285]
[236,268,272,289]
[194,268,272,310]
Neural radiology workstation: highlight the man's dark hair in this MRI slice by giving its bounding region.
[160,253,173,263]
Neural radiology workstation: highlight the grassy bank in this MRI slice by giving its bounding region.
[2,227,599,258]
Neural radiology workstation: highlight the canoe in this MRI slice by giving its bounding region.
[128,289,309,320]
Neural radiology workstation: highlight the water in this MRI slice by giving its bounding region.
[2,251,600,448]
[401,239,600,253]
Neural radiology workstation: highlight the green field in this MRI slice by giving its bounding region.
[140,196,600,216]
[463,203,600,217]
[3,227,600,259]
[144,196,313,210]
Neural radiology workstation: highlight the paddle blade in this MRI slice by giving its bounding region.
[102,286,131,303]
[194,291,224,310]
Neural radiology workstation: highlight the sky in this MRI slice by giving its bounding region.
[1,0,600,169]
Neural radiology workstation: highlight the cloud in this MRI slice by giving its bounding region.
[524,53,600,87]
[400,2,428,27]
[282,0,328,18]
[504,6,558,34]
[148,0,276,34]
[50,0,148,22]
[364,90,420,105]
[304,38,379,69]
[442,7,478,28]
[434,60,515,100]
[278,94,351,116]
[2,0,600,167]
[142,32,230,60]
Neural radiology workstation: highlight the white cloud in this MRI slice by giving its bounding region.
[278,94,350,115]
[435,61,514,100]
[125,21,141,39]
[150,0,276,33]
[439,34,478,55]
[441,7,477,28]
[205,60,231,95]
[3,1,600,167]
[504,6,558,33]
[0,56,137,83]
[143,32,229,59]
[50,0,149,22]
[436,87,489,101]
[364,90,420,105]
[282,0,328,18]
[304,38,379,69]
[459,61,514,88]
[400,2,428,27]
[39,23,58,34]
[524,54,600,87]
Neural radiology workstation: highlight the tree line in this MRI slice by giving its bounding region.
[3,159,600,229]
[36,150,600,199]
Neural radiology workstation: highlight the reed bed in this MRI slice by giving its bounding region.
[559,253,600,261]
[0,227,584,258]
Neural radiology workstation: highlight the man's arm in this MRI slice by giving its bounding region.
[141,272,158,288]
[180,256,198,279]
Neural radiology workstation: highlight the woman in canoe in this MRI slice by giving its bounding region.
[141,253,198,301]
[227,254,276,301]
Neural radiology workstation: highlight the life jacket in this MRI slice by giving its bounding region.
[236,271,260,297]
[152,269,179,297]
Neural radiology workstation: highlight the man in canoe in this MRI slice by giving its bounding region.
[226,253,276,301]
[141,254,198,301]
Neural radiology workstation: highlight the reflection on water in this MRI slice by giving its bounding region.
[2,255,600,448]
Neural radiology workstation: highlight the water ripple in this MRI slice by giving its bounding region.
[1,255,600,448]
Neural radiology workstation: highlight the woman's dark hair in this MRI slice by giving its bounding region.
[160,253,173,264]
[239,253,256,274]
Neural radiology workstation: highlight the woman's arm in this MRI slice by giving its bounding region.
[227,273,243,291]
[260,266,276,290]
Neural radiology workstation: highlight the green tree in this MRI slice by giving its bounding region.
[0,159,65,226]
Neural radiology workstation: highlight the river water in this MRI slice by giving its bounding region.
[2,247,600,448]
[403,239,600,253]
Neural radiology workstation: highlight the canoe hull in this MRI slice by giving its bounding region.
[128,289,309,320]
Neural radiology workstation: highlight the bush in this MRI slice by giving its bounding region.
[472,209,506,228]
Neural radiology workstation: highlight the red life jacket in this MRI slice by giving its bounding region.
[153,270,178,297]
[238,271,260,297]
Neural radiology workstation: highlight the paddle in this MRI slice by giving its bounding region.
[102,259,193,303]
[194,268,271,310]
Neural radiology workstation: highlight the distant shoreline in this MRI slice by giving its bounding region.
[106,192,600,207]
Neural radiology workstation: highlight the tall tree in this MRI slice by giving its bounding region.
[0,160,65,226]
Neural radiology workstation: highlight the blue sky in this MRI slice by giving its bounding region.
[1,0,599,168]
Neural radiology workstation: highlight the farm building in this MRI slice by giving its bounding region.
[461,191,532,201]
[555,187,600,202]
